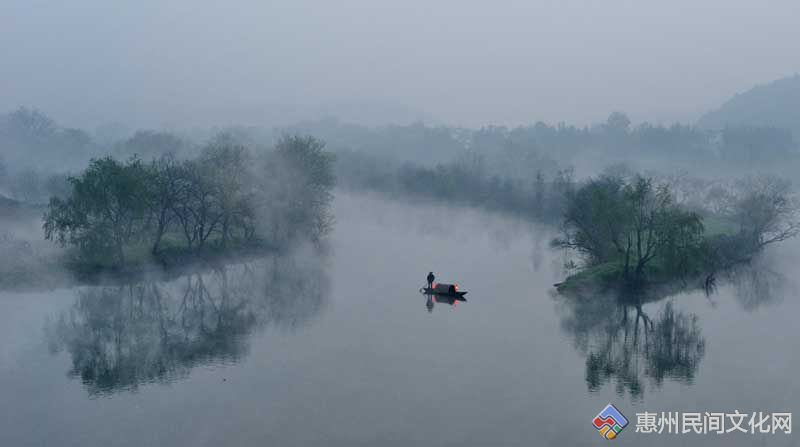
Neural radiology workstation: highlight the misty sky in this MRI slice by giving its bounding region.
[2,0,799,130]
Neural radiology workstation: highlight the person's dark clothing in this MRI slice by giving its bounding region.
[426,272,435,289]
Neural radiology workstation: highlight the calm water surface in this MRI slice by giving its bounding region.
[1,192,798,446]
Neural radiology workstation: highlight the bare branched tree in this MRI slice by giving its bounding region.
[732,175,799,249]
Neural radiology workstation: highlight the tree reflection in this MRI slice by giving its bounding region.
[46,254,328,396]
[725,255,790,311]
[557,253,794,398]
[557,292,705,398]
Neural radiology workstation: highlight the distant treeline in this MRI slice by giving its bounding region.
[283,113,799,175]
[2,107,799,207]
[336,149,573,222]
[42,135,334,270]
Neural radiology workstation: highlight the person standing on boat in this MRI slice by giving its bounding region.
[427,272,435,289]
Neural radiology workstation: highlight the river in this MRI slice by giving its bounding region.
[0,192,798,446]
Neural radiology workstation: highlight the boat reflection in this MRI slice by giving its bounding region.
[45,254,329,396]
[423,290,467,313]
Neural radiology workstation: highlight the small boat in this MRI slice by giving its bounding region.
[421,283,468,298]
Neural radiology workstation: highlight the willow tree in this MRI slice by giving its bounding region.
[554,175,704,284]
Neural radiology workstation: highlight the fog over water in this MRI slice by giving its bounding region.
[2,2,800,444]
[0,192,797,446]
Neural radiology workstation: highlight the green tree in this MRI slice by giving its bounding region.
[200,143,253,247]
[554,175,704,284]
[258,136,335,245]
[167,143,254,250]
[44,156,151,264]
[554,175,627,265]
[621,177,703,281]
[170,158,221,250]
[147,154,185,255]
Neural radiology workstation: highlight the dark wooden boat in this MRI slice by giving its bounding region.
[422,283,468,298]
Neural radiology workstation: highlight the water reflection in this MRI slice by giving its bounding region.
[725,256,790,311]
[423,291,467,313]
[45,254,329,396]
[556,255,789,398]
[557,292,705,398]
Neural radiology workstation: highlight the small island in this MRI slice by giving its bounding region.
[551,174,799,293]
[41,135,335,278]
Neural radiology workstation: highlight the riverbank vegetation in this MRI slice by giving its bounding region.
[41,135,334,274]
[3,107,799,208]
[336,149,574,222]
[290,113,800,177]
[553,174,799,291]
[2,105,798,291]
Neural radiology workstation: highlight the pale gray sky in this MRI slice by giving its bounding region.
[2,0,799,129]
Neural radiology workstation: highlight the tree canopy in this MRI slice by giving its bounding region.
[554,175,705,284]
[43,135,336,268]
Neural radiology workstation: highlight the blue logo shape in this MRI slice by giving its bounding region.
[592,403,629,439]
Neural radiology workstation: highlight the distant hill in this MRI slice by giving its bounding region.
[698,74,800,138]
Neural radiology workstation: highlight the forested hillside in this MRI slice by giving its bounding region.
[699,74,800,138]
